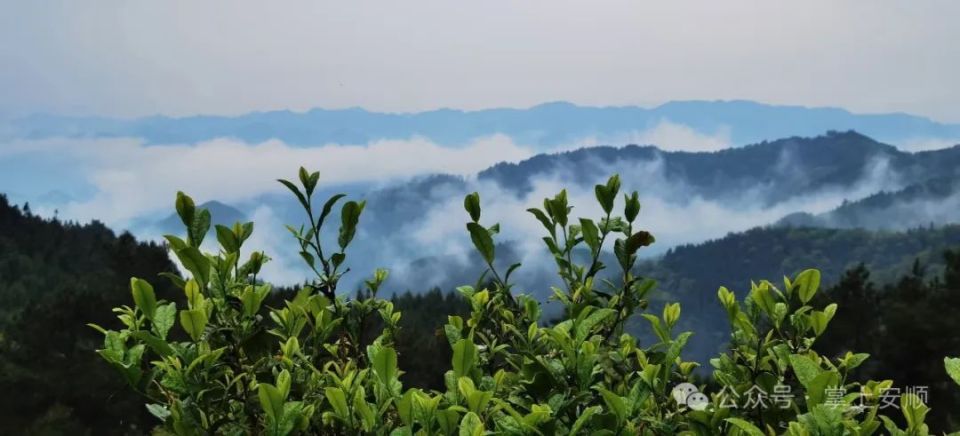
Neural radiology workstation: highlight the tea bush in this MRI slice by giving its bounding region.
[93,168,960,435]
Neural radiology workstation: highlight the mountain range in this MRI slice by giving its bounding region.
[140,131,960,296]
[7,100,960,150]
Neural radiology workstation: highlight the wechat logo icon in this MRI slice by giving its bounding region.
[671,383,709,411]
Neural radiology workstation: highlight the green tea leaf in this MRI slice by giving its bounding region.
[240,286,263,317]
[624,230,655,255]
[175,191,195,228]
[549,190,569,227]
[595,175,620,214]
[158,271,186,289]
[466,222,495,265]
[277,179,309,211]
[623,191,640,223]
[594,185,612,215]
[575,307,615,342]
[663,302,681,328]
[272,370,290,401]
[239,221,255,244]
[324,387,350,421]
[131,331,174,357]
[259,383,285,421]
[215,224,239,253]
[946,357,960,386]
[318,194,346,228]
[298,167,319,195]
[526,208,554,236]
[397,389,416,426]
[901,392,930,431]
[152,302,177,339]
[844,352,870,370]
[726,418,765,436]
[580,218,600,253]
[789,353,822,388]
[795,269,821,304]
[458,412,484,436]
[189,208,211,247]
[806,370,840,407]
[596,387,626,424]
[175,247,210,286]
[464,192,481,222]
[179,308,208,341]
[338,200,364,249]
[437,408,460,435]
[130,277,157,320]
[452,338,477,378]
[569,405,600,434]
[372,346,399,384]
[146,404,171,421]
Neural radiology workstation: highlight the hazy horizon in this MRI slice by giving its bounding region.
[3,1,960,121]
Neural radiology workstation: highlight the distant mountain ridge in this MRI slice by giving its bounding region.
[478,131,960,203]
[657,224,960,295]
[777,175,960,230]
[8,100,960,149]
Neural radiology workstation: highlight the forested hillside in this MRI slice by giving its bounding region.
[3,184,960,431]
[657,224,960,295]
[0,195,179,434]
[643,224,960,365]
[814,259,960,430]
[636,223,960,428]
[0,196,467,434]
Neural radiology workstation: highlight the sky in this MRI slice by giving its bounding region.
[2,0,959,121]
[1,1,959,289]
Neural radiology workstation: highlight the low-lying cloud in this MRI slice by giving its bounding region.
[897,137,960,152]
[0,134,534,225]
[367,152,907,296]
[0,128,933,293]
[571,120,732,152]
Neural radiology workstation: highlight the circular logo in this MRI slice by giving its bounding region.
[686,392,709,411]
[671,383,698,404]
[671,383,709,411]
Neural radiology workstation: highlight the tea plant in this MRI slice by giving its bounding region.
[93,168,954,435]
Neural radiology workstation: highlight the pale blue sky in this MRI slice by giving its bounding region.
[1,0,958,121]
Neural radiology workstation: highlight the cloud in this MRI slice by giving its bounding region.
[570,120,731,152]
[897,137,960,152]
[412,154,900,257]
[0,135,534,225]
[0,130,916,291]
[0,116,743,227]
[371,151,907,295]
[634,121,732,152]
[235,205,314,285]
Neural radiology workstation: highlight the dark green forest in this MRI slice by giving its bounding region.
[2,191,959,433]
[0,196,467,434]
